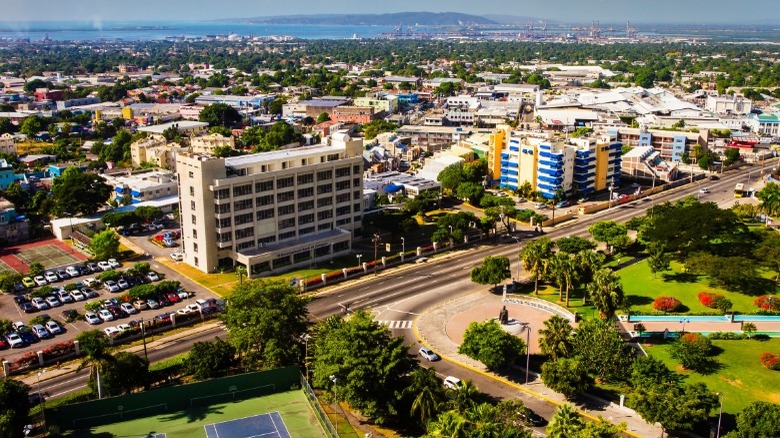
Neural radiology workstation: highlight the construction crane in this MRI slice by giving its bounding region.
[626,21,637,38]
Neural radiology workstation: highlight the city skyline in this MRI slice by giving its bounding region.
[3,0,779,25]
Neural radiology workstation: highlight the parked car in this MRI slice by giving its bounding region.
[519,409,548,427]
[555,200,571,208]
[57,289,73,303]
[133,300,148,311]
[177,304,200,315]
[45,320,62,335]
[120,302,137,315]
[166,292,181,304]
[86,262,100,273]
[83,277,100,287]
[170,252,184,262]
[98,309,114,322]
[162,238,176,247]
[115,323,132,332]
[104,280,120,293]
[108,258,121,269]
[33,276,48,286]
[97,261,112,271]
[45,295,61,307]
[106,305,125,319]
[419,347,440,362]
[146,271,160,282]
[12,321,27,332]
[32,324,52,340]
[14,295,30,309]
[146,298,160,309]
[117,279,129,290]
[5,332,24,348]
[157,295,170,307]
[709,175,719,181]
[22,277,35,288]
[81,288,98,298]
[103,326,120,337]
[534,203,547,210]
[31,297,49,310]
[85,312,101,325]
[17,330,37,344]
[44,271,59,283]
[56,269,70,281]
[65,266,80,277]
[20,301,35,313]
[443,376,462,390]
[70,290,86,301]
[154,312,172,324]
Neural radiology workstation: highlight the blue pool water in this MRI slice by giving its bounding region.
[629,315,729,322]
[733,315,780,322]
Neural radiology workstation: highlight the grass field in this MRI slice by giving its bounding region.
[643,338,780,416]
[620,260,776,315]
[60,390,327,438]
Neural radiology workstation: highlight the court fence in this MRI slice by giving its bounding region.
[47,365,300,431]
[301,374,339,438]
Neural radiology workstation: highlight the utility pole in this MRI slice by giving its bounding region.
[372,233,381,276]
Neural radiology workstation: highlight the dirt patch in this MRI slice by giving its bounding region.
[718,376,744,387]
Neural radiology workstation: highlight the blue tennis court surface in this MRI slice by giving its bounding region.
[204,412,291,438]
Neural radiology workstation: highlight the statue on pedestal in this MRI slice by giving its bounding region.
[499,305,509,325]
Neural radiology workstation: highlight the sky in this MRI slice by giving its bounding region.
[3,0,778,25]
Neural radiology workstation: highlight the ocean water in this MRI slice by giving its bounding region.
[0,20,400,41]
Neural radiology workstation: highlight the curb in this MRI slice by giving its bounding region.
[412,300,646,438]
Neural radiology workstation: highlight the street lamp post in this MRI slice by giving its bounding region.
[372,233,381,276]
[401,237,405,258]
[716,392,723,438]
[302,334,312,382]
[520,323,531,384]
[329,375,340,431]
[36,370,46,426]
[679,318,690,334]
[356,254,362,267]
[140,318,148,364]
[511,236,522,280]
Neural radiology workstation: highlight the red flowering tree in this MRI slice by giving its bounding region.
[760,352,780,370]
[754,295,780,311]
[698,292,723,308]
[654,296,682,312]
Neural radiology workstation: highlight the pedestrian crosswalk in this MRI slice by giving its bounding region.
[378,320,414,330]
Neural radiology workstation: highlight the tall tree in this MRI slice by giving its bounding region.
[0,379,30,438]
[184,337,237,380]
[76,330,114,398]
[541,358,593,399]
[587,268,625,319]
[520,237,554,294]
[730,401,780,438]
[548,252,578,306]
[51,167,112,216]
[538,315,574,361]
[588,221,629,254]
[89,229,120,260]
[99,351,149,396]
[571,318,634,382]
[223,279,310,368]
[470,255,511,289]
[311,310,415,422]
[757,182,780,216]
[631,382,717,437]
[458,320,526,370]
[401,367,447,426]
[199,103,242,128]
[754,231,780,282]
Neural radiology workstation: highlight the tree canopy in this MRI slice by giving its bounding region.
[458,320,526,370]
[199,103,242,128]
[0,379,30,438]
[470,255,511,287]
[51,167,112,216]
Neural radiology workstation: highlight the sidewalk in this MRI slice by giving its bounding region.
[18,321,223,387]
[415,291,662,438]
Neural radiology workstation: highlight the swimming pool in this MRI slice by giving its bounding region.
[627,315,780,323]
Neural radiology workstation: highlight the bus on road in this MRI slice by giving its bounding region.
[735,183,745,198]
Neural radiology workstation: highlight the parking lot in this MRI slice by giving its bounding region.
[0,220,220,363]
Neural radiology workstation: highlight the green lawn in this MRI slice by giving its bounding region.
[643,338,780,416]
[620,260,776,315]
[60,390,327,438]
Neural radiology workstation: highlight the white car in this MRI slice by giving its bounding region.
[83,277,100,287]
[45,320,62,335]
[57,289,73,303]
[103,326,120,337]
[115,323,132,332]
[117,279,130,289]
[443,376,462,390]
[12,321,27,332]
[98,308,114,322]
[108,258,121,269]
[44,271,59,283]
[699,187,710,194]
[70,290,86,301]
[147,271,160,282]
[170,252,184,262]
[5,332,24,348]
[120,302,137,315]
[419,347,440,362]
[104,280,120,293]
[177,304,200,315]
[33,276,48,286]
[85,312,101,325]
[97,261,113,271]
[32,324,52,340]
[31,297,49,310]
[45,295,61,307]
[65,266,80,277]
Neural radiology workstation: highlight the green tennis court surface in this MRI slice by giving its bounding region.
[61,391,326,438]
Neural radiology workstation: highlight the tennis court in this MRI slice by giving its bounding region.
[0,259,14,274]
[205,411,291,438]
[64,390,326,438]
[14,244,83,269]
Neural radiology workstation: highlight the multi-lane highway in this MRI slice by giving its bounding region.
[33,162,766,431]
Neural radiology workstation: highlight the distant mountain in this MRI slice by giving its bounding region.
[233,12,496,26]
[483,15,559,25]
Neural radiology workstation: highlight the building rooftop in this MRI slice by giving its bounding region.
[296,99,349,108]
[138,120,209,134]
[224,144,342,168]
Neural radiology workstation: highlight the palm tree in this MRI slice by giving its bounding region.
[464,403,503,437]
[587,268,625,320]
[546,403,584,438]
[743,322,757,339]
[575,250,605,304]
[75,329,114,399]
[402,368,447,425]
[549,253,578,306]
[757,182,780,216]
[235,264,247,284]
[520,237,553,295]
[538,315,574,361]
[447,379,480,414]
[427,410,468,438]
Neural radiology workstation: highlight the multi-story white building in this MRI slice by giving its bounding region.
[176,133,365,277]
[103,169,179,204]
